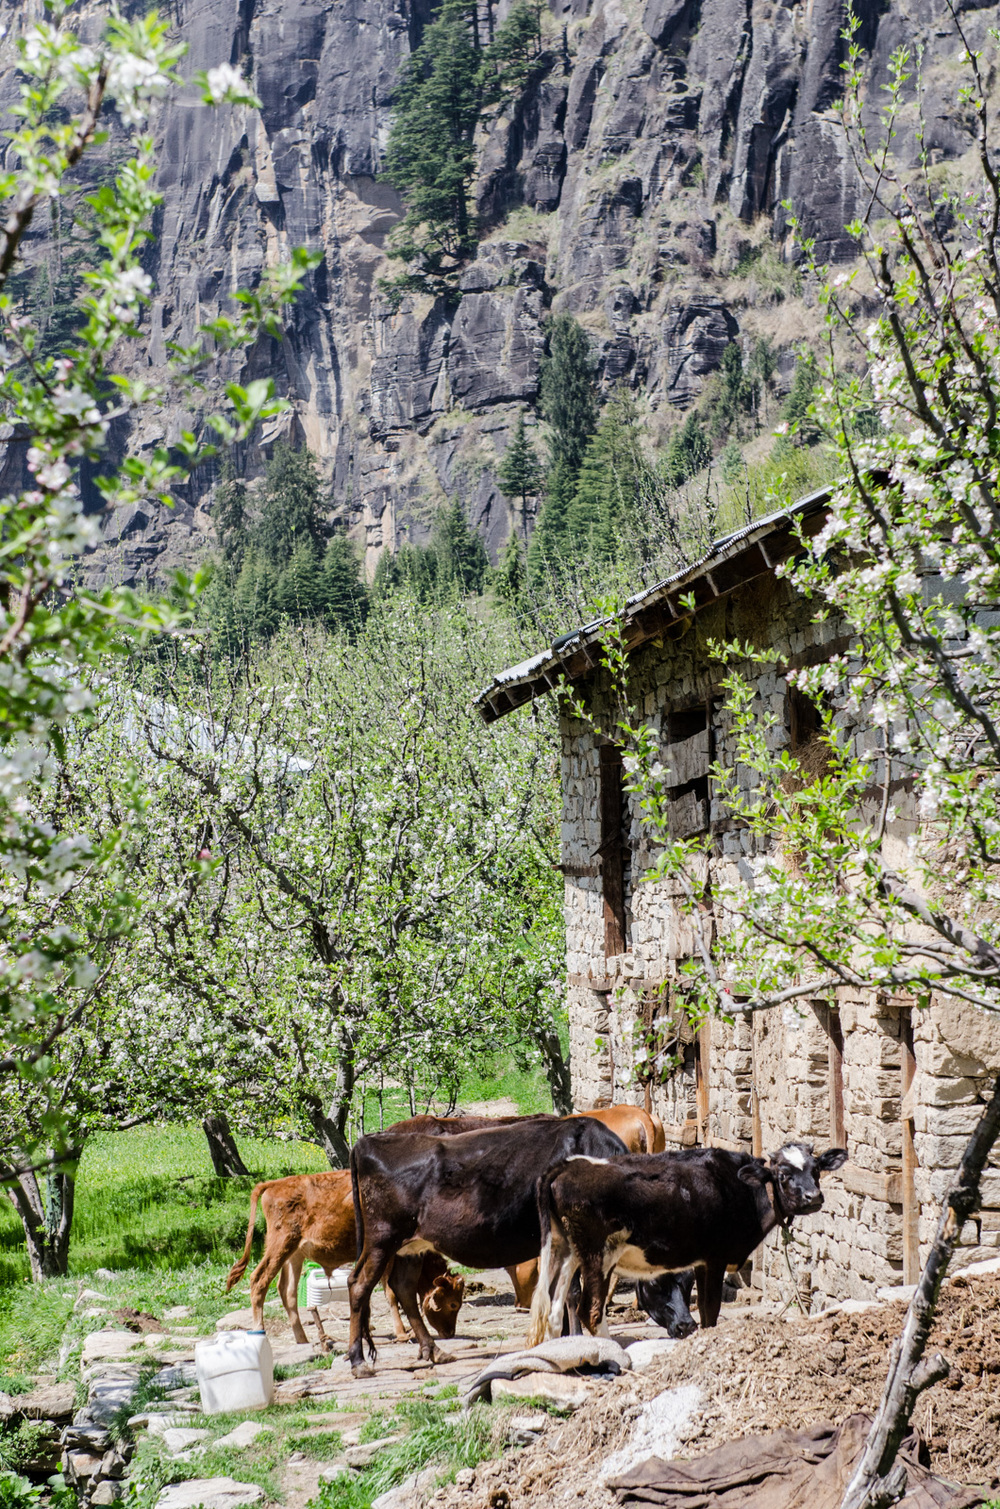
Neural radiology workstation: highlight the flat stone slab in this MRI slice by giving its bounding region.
[344,1434,404,1469]
[164,1307,193,1320]
[214,1422,273,1451]
[20,1383,77,1421]
[270,1342,319,1367]
[161,1427,211,1454]
[215,1310,257,1332]
[156,1478,265,1509]
[491,1373,594,1409]
[81,1332,143,1366]
[626,1339,680,1370]
[142,1414,206,1437]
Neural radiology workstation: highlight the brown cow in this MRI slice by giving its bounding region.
[225,1170,463,1345]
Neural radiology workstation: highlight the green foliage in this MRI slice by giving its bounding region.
[526,456,576,590]
[480,1,544,107]
[207,444,370,647]
[539,314,598,472]
[0,1472,43,1509]
[663,411,710,488]
[255,443,329,566]
[563,387,649,563]
[314,1396,500,1509]
[434,496,489,594]
[0,1,316,1126]
[372,500,488,604]
[496,409,544,511]
[495,531,526,608]
[382,0,482,270]
[776,357,823,447]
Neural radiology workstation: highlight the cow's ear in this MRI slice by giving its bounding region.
[817,1148,848,1172]
[738,1160,771,1188]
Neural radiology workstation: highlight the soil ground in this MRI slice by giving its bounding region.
[433,1267,1000,1509]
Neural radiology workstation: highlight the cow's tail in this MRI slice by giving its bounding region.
[349,1144,376,1363]
[225,1182,268,1293]
[649,1112,666,1155]
[527,1160,569,1346]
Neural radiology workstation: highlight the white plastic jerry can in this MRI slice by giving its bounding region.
[306,1265,352,1309]
[195,1329,274,1415]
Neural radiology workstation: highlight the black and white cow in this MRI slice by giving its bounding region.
[528,1142,847,1344]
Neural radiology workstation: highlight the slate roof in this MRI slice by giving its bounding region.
[475,485,833,722]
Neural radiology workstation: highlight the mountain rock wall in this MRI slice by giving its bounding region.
[1,0,994,585]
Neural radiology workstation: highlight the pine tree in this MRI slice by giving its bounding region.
[663,412,710,488]
[382,0,482,270]
[433,496,489,595]
[564,388,646,563]
[277,540,324,620]
[480,0,543,106]
[232,549,280,640]
[212,461,250,572]
[495,531,526,608]
[539,314,598,473]
[322,535,369,635]
[779,358,822,446]
[497,409,544,518]
[255,443,328,568]
[527,457,576,592]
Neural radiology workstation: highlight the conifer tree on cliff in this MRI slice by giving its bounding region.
[382,0,481,270]
[497,409,544,519]
[528,315,599,587]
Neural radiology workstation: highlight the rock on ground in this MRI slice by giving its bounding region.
[215,1421,273,1450]
[155,1478,265,1509]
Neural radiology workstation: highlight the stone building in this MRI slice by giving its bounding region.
[477,487,1000,1308]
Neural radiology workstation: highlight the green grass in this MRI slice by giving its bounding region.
[0,1125,329,1291]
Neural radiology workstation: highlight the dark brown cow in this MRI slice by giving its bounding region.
[348,1116,629,1375]
[528,1141,847,1344]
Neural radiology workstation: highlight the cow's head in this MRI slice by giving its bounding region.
[738,1142,847,1218]
[423,1270,465,1338]
[636,1270,697,1338]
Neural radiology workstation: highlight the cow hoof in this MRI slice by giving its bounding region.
[431,1351,453,1366]
[351,1362,375,1379]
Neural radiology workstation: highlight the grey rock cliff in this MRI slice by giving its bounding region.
[1,0,995,584]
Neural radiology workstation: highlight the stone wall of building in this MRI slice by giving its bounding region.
[559,570,1000,1306]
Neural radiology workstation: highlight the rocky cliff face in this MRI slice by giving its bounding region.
[1,0,994,585]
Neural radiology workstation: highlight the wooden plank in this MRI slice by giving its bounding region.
[566,972,615,993]
[599,744,627,958]
[708,1135,747,1153]
[840,1160,903,1205]
[696,1021,711,1144]
[901,1010,920,1285]
[750,1016,763,1158]
[665,729,710,787]
[661,1118,699,1147]
[669,787,708,839]
[827,1006,845,1148]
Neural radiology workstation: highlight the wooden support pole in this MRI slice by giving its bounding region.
[828,1005,845,1149]
[750,1016,763,1158]
[696,1019,711,1145]
[901,1009,920,1286]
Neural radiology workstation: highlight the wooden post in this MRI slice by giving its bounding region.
[901,1009,920,1286]
[696,1018,711,1145]
[599,744,627,958]
[827,1005,845,1148]
[750,1016,763,1157]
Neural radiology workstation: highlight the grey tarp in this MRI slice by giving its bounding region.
[608,1414,986,1509]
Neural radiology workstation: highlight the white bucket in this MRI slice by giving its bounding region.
[306,1266,351,1309]
[195,1330,274,1415]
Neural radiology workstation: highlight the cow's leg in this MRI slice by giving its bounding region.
[249,1234,302,1335]
[383,1258,411,1342]
[347,1244,392,1377]
[579,1251,613,1337]
[544,1236,578,1341]
[277,1253,310,1345]
[696,1260,725,1327]
[388,1254,439,1364]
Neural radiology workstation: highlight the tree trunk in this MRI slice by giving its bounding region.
[202,1115,250,1177]
[4,1149,80,1281]
[539,1027,573,1115]
[840,1070,1000,1509]
[304,1100,352,1168]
